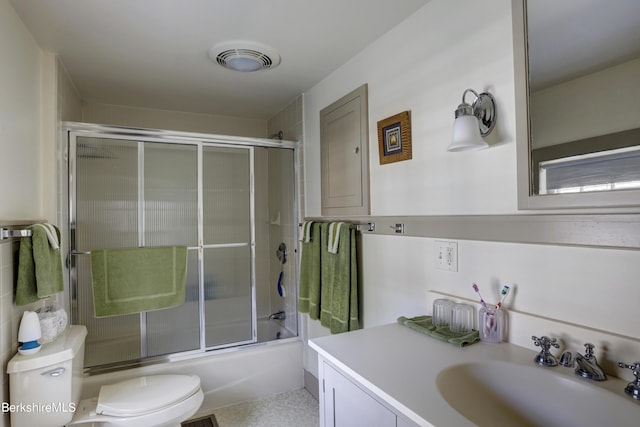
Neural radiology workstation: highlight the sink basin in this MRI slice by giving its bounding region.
[436,361,639,427]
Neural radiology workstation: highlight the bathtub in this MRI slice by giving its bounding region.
[80,320,303,414]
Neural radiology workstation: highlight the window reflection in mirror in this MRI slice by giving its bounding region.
[538,146,640,195]
[526,0,640,196]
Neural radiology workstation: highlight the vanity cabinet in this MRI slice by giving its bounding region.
[319,358,417,427]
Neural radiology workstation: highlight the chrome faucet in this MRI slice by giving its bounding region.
[269,310,286,320]
[575,343,606,381]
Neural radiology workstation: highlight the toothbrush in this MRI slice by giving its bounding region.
[494,285,510,311]
[472,283,488,309]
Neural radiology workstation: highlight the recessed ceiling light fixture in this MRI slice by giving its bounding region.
[209,41,281,72]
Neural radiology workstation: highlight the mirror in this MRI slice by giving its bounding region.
[513,0,640,210]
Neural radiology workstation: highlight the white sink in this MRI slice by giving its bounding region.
[436,361,639,427]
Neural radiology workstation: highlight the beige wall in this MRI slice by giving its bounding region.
[305,0,517,217]
[268,95,304,221]
[302,0,640,376]
[0,0,43,221]
[82,101,268,138]
[0,1,45,423]
[530,57,640,148]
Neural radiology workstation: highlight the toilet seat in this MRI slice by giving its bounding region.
[96,375,201,417]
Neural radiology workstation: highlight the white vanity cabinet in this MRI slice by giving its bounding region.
[318,357,418,427]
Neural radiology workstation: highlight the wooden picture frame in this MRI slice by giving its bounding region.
[377,111,412,164]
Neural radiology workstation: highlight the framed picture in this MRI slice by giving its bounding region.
[377,111,412,164]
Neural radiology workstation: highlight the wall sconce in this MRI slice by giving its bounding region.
[448,88,497,152]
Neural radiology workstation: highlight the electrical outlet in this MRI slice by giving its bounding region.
[435,241,458,272]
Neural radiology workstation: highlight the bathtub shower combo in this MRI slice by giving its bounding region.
[64,123,299,372]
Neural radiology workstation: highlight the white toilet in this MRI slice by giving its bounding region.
[7,325,204,427]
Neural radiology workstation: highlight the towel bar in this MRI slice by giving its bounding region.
[353,223,376,232]
[298,222,375,232]
[0,228,32,240]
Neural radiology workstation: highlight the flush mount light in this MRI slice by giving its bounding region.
[209,41,281,72]
[448,89,497,152]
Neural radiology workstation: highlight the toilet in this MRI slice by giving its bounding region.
[7,325,204,427]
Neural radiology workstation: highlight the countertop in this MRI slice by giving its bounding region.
[309,322,638,427]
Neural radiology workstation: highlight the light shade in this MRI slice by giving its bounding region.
[449,115,489,151]
[448,89,496,152]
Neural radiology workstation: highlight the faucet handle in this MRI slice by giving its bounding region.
[618,361,640,373]
[617,361,640,400]
[532,336,559,367]
[532,336,559,349]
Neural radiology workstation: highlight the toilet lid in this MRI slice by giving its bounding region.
[96,375,201,417]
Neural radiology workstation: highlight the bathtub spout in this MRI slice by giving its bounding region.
[269,310,286,320]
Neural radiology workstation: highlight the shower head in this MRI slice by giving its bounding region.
[269,131,284,140]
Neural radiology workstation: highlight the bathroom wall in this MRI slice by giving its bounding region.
[0,1,44,424]
[530,57,640,149]
[0,0,43,221]
[302,0,640,379]
[82,101,268,138]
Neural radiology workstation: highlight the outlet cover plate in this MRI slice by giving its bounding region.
[435,240,458,272]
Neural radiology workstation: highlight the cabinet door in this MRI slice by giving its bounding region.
[323,362,396,427]
[320,84,370,216]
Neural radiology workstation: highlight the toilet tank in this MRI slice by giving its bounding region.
[6,325,87,427]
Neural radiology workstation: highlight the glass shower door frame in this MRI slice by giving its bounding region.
[68,129,258,366]
[199,142,257,351]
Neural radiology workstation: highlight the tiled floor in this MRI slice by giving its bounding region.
[211,388,319,427]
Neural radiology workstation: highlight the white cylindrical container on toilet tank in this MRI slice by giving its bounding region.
[17,310,42,355]
[7,325,87,427]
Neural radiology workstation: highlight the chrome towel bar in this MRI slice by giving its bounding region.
[298,222,375,232]
[0,227,32,240]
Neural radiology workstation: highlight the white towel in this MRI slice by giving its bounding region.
[300,221,315,243]
[327,222,345,254]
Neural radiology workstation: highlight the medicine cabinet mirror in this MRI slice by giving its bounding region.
[513,0,640,210]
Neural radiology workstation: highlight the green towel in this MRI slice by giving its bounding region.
[299,222,321,319]
[397,315,480,347]
[16,224,64,306]
[320,223,359,334]
[91,246,187,317]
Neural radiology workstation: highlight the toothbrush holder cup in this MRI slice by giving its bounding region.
[479,305,506,343]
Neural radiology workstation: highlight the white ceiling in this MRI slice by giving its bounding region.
[9,0,429,119]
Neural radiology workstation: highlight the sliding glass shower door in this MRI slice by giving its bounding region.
[202,146,253,347]
[70,134,255,367]
[141,142,200,358]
